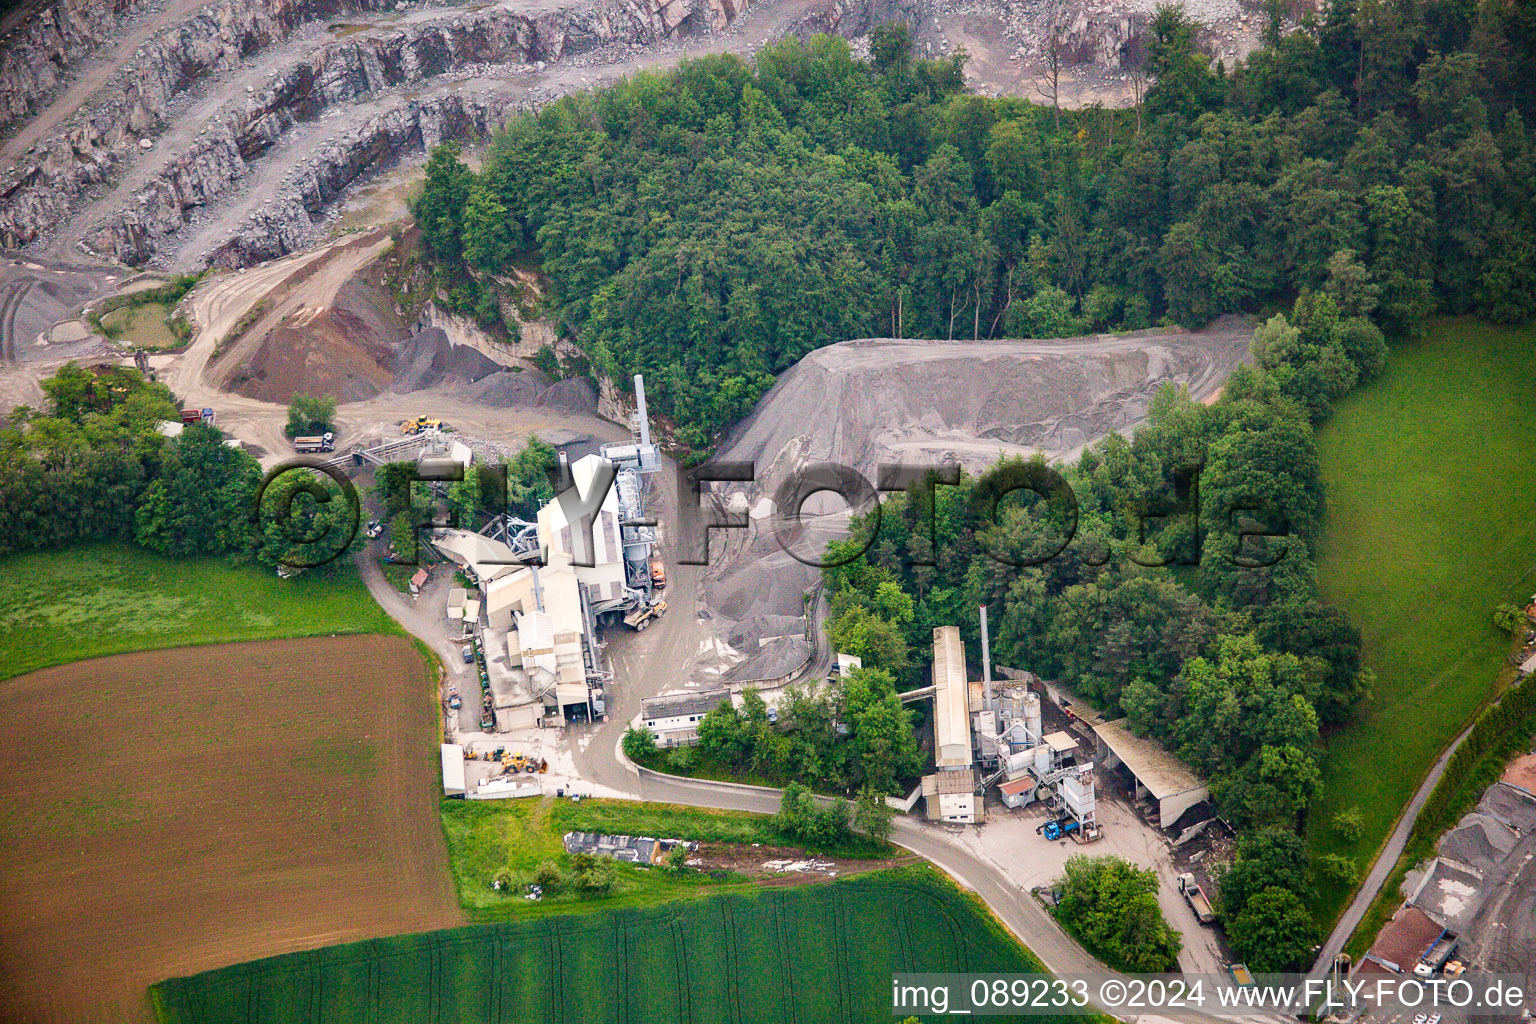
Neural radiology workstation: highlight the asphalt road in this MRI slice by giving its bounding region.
[352,446,1276,1024]
[1312,716,1483,974]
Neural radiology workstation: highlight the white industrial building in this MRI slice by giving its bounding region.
[1092,718,1208,829]
[922,768,981,823]
[916,609,1102,835]
[537,453,631,610]
[922,626,982,823]
[932,627,973,770]
[640,689,732,748]
[441,743,466,797]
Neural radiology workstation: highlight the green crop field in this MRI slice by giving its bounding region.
[1308,319,1536,920]
[154,867,1057,1024]
[0,543,399,679]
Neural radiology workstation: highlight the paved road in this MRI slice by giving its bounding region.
[351,442,1275,1023]
[1311,716,1482,974]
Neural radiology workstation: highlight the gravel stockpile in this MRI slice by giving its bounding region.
[698,321,1253,671]
[457,367,599,414]
[391,326,503,393]
[716,319,1253,499]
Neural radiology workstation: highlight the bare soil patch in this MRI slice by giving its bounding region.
[0,634,464,1024]
[692,842,916,883]
[1502,753,1536,794]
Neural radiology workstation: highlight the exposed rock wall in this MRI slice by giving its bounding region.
[197,92,521,268]
[0,0,144,135]
[1,0,756,262]
[0,0,397,250]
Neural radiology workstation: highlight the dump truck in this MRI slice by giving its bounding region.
[400,415,442,435]
[179,407,215,425]
[623,599,667,631]
[650,556,666,589]
[1413,932,1459,976]
[293,432,335,453]
[1178,873,1216,924]
[1042,818,1081,841]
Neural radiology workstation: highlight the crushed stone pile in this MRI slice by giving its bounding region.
[457,367,599,414]
[715,320,1254,502]
[698,322,1252,671]
[391,327,503,393]
[1438,812,1518,874]
[1477,782,1536,832]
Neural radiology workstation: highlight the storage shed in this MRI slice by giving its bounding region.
[1092,718,1207,829]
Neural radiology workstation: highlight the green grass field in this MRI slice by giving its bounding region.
[0,543,399,679]
[441,798,896,922]
[1308,319,1536,920]
[154,866,1058,1024]
[100,301,180,349]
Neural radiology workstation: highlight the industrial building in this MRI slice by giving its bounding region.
[640,689,732,748]
[932,627,973,770]
[427,375,664,733]
[914,615,1100,834]
[1091,718,1208,829]
[441,743,466,797]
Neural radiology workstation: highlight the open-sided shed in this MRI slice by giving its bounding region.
[1092,718,1207,829]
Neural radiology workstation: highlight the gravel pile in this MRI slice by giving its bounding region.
[390,326,503,392]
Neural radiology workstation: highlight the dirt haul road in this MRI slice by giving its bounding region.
[0,634,463,1024]
[163,232,629,460]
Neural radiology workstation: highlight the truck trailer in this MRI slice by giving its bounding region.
[1178,873,1216,924]
[293,432,335,453]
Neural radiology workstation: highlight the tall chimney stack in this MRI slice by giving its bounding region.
[980,604,993,712]
[633,374,651,450]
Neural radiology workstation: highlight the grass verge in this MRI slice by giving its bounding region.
[1308,319,1536,925]
[1342,648,1536,960]
[439,796,896,922]
[0,543,400,680]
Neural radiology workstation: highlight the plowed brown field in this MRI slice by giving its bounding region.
[0,635,464,1024]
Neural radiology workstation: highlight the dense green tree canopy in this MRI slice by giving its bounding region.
[1054,855,1183,972]
[414,0,1535,443]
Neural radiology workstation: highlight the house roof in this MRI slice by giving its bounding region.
[642,688,731,721]
[922,769,977,796]
[999,776,1036,797]
[1092,718,1204,800]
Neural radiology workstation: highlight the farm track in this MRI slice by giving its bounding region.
[0,634,464,1024]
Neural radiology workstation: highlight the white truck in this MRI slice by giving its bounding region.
[1178,873,1215,924]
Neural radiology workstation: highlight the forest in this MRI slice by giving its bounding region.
[412,0,1536,444]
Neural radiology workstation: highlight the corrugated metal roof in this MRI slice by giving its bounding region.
[999,776,1036,796]
[1092,718,1203,799]
[932,626,973,769]
[642,688,730,721]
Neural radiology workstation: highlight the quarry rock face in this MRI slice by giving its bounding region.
[1,0,756,263]
[194,93,520,268]
[0,0,143,135]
